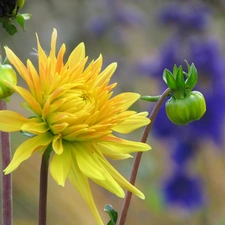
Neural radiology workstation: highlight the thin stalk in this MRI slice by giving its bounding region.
[39,147,51,225]
[118,88,171,225]
[1,99,13,225]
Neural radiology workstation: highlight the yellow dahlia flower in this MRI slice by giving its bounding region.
[1,29,151,225]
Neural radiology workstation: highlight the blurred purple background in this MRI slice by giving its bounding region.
[1,0,225,224]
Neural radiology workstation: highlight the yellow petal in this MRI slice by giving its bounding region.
[84,55,102,82]
[91,158,125,197]
[0,110,28,131]
[100,135,151,154]
[27,59,42,102]
[55,44,66,73]
[69,158,104,225]
[49,28,57,66]
[109,92,140,112]
[68,43,86,69]
[5,47,35,92]
[52,134,63,155]
[94,62,117,88]
[72,142,105,180]
[50,141,72,186]
[113,112,150,134]
[92,172,125,198]
[21,121,49,134]
[49,122,69,134]
[4,132,53,174]
[97,142,133,160]
[98,155,145,199]
[36,32,48,79]
[10,85,42,116]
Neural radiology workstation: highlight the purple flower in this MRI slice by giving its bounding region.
[163,169,204,210]
[159,3,210,31]
[172,141,195,166]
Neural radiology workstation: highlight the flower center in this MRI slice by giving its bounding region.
[46,87,95,136]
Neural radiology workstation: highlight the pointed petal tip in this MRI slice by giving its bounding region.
[3,164,16,175]
[78,42,85,49]
[57,181,65,187]
[139,193,145,200]
[3,168,10,175]
[134,188,145,200]
[52,28,58,39]
[4,46,9,51]
[110,62,117,69]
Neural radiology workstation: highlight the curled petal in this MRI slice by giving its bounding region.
[22,121,49,134]
[4,132,53,174]
[52,134,63,155]
[0,110,28,132]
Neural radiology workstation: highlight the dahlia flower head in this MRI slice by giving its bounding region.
[1,29,151,225]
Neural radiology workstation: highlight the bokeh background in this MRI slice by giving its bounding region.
[1,0,225,224]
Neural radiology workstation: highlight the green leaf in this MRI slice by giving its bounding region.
[141,95,162,102]
[15,14,25,30]
[20,13,32,20]
[104,204,118,225]
[2,19,18,35]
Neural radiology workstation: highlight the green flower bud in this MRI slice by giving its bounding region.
[0,63,17,99]
[11,0,25,15]
[165,91,206,125]
[17,0,25,10]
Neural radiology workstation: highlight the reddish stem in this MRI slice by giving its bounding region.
[1,100,13,225]
[118,88,171,225]
[39,148,51,225]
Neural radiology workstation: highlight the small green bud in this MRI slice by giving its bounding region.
[165,91,206,125]
[17,0,25,10]
[9,0,25,16]
[0,63,17,100]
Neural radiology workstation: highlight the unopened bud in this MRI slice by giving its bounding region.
[0,63,17,99]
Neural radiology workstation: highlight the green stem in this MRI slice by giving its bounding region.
[118,88,171,225]
[39,147,51,225]
[1,99,13,225]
